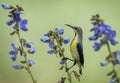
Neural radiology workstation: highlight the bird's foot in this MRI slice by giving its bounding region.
[62,57,74,62]
[65,67,70,72]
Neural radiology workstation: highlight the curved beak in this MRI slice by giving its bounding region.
[65,24,74,29]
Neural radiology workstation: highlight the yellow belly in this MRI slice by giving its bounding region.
[70,39,80,61]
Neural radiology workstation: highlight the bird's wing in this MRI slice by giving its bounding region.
[77,42,84,66]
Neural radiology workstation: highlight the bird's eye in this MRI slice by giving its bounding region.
[74,27,77,30]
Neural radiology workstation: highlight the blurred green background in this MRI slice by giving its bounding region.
[0,0,120,83]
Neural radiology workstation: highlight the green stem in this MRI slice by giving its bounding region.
[16,23,36,83]
[106,41,119,82]
[55,35,72,83]
[106,41,113,58]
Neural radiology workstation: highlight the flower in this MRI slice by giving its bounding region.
[110,79,115,83]
[25,42,32,48]
[59,60,64,64]
[19,19,28,31]
[93,42,102,51]
[47,50,54,54]
[28,47,36,54]
[49,42,54,48]
[6,19,15,26]
[2,4,28,32]
[28,60,35,66]
[13,65,22,70]
[116,51,120,58]
[109,38,118,45]
[44,32,51,37]
[1,4,11,9]
[14,11,23,22]
[40,37,50,43]
[56,28,64,35]
[64,38,70,44]
[9,43,18,61]
[88,35,98,40]
[91,19,97,24]
[115,60,120,64]
[100,61,108,66]
[89,24,118,46]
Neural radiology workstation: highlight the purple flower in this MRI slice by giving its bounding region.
[28,60,35,66]
[1,4,11,9]
[91,19,97,24]
[117,51,120,58]
[100,61,108,66]
[56,28,64,35]
[40,37,50,43]
[6,19,15,26]
[19,19,28,31]
[9,43,18,61]
[28,47,36,54]
[13,65,22,70]
[64,38,70,44]
[59,60,64,64]
[49,42,54,48]
[44,32,50,37]
[14,12,23,22]
[109,38,118,45]
[115,60,120,64]
[47,50,54,54]
[110,79,115,83]
[88,35,98,40]
[25,42,32,48]
[93,42,102,51]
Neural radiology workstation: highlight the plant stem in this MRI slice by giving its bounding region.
[55,35,72,83]
[16,23,36,83]
[106,41,119,83]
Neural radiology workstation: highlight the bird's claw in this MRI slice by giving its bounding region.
[65,68,70,72]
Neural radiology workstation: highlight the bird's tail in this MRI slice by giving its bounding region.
[79,67,82,75]
[77,62,83,75]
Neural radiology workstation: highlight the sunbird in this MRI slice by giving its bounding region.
[65,24,84,75]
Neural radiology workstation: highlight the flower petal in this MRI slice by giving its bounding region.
[109,38,118,45]
[47,50,54,54]
[9,50,16,55]
[40,37,50,43]
[59,60,64,64]
[88,35,98,40]
[28,60,35,66]
[93,42,102,51]
[49,42,54,48]
[19,19,28,31]
[100,61,108,66]
[11,56,16,61]
[56,28,64,35]
[6,19,15,26]
[64,38,70,44]
[1,4,11,9]
[25,42,32,48]
[13,65,21,70]
[14,12,22,21]
[28,47,36,54]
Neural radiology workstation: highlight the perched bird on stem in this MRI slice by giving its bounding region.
[65,24,84,75]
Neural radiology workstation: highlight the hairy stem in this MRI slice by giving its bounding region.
[16,23,36,83]
[55,34,72,83]
[106,41,119,83]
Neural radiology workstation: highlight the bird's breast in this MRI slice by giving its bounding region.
[70,36,80,61]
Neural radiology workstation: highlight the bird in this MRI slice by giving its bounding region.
[65,24,84,75]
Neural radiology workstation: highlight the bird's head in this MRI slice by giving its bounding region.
[65,24,82,35]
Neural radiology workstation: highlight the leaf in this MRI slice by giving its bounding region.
[72,70,80,81]
[59,65,64,70]
[106,70,114,76]
[10,31,16,35]
[58,77,66,83]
